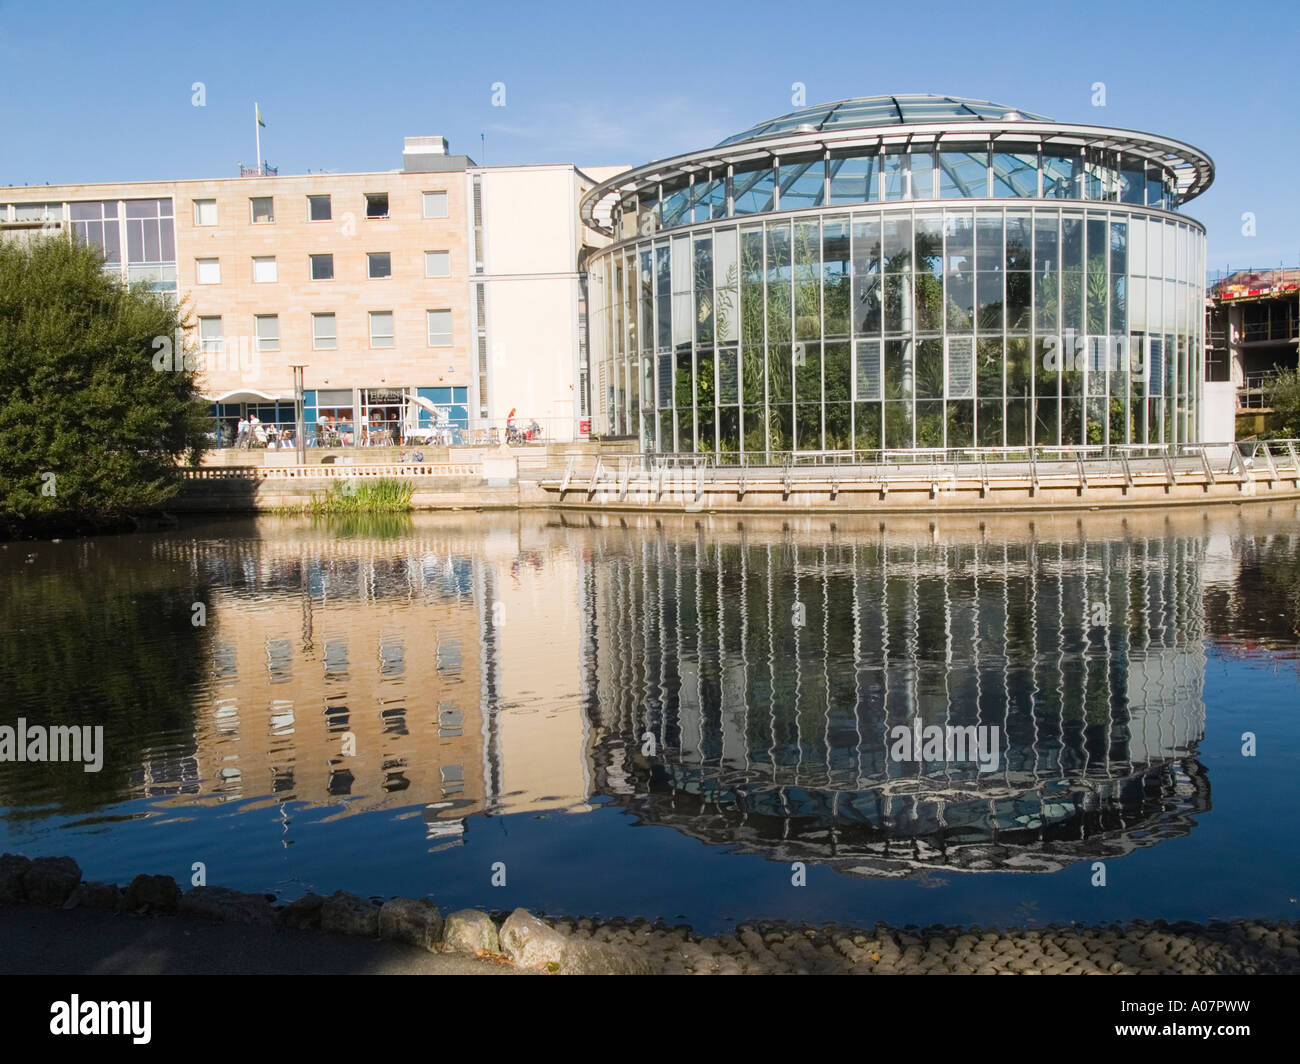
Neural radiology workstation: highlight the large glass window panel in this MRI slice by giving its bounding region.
[944,211,975,330]
[1034,210,1059,272]
[1119,155,1145,206]
[975,211,1003,272]
[733,163,777,215]
[1007,273,1031,331]
[829,154,878,206]
[916,338,944,400]
[1147,217,1164,276]
[1085,149,1118,201]
[851,213,882,335]
[883,215,912,272]
[1110,219,1127,335]
[657,352,672,408]
[1086,215,1108,335]
[976,272,1004,332]
[976,337,1003,399]
[881,151,905,201]
[718,406,739,453]
[771,402,792,452]
[884,400,913,448]
[1034,395,1059,447]
[909,151,935,200]
[1042,151,1082,199]
[885,339,913,401]
[697,348,716,449]
[1035,337,1059,404]
[884,275,912,334]
[947,401,974,447]
[824,340,851,410]
[991,151,1038,197]
[742,405,766,453]
[793,337,821,406]
[694,235,714,345]
[655,244,671,349]
[938,148,989,198]
[793,221,821,341]
[712,228,739,344]
[916,400,944,447]
[854,403,882,449]
[1005,398,1030,447]
[1005,212,1032,270]
[824,400,851,450]
[661,181,690,228]
[1145,168,1165,210]
[822,217,851,340]
[639,247,654,350]
[795,403,822,451]
[671,236,692,347]
[766,223,792,342]
[780,158,825,211]
[977,398,1003,446]
[769,343,792,404]
[1061,398,1085,445]
[1006,336,1031,397]
[915,212,944,276]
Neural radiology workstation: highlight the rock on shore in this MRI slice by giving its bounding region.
[3,853,1299,975]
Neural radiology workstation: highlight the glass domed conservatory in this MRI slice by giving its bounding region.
[580,95,1214,457]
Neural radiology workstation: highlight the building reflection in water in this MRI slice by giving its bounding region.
[580,517,1211,876]
[77,509,1287,878]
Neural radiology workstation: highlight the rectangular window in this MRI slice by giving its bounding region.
[309,253,334,281]
[307,194,331,221]
[425,250,450,277]
[199,317,223,358]
[422,191,447,218]
[250,197,274,224]
[369,311,394,348]
[193,199,217,226]
[365,193,389,219]
[15,202,61,222]
[367,252,392,279]
[252,256,277,283]
[426,309,452,346]
[195,258,220,284]
[255,314,279,352]
[123,198,174,266]
[312,313,337,350]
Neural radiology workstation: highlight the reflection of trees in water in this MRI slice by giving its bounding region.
[1205,532,1300,649]
[0,550,205,816]
[584,529,1210,875]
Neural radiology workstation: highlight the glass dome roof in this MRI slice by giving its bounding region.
[716,94,1053,147]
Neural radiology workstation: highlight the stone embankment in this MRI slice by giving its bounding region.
[3,854,1298,975]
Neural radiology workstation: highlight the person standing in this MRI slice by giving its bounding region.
[235,415,250,449]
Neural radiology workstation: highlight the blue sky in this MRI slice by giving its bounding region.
[0,0,1293,270]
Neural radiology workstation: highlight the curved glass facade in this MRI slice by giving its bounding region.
[586,102,1209,457]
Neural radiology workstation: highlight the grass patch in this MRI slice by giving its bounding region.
[277,477,414,515]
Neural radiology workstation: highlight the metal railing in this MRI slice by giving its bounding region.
[1238,372,1278,410]
[545,441,1300,497]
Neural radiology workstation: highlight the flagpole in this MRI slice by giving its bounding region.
[255,102,262,176]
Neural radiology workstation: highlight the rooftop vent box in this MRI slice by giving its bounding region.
[403,136,450,171]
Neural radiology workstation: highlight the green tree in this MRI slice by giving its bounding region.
[0,236,208,535]
[1267,367,1300,437]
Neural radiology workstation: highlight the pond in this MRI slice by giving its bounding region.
[2,504,1298,933]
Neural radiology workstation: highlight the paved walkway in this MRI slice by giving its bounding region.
[0,904,529,975]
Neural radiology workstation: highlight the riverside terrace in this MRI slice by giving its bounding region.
[175,439,1300,513]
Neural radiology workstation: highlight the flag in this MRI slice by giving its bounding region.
[256,105,266,128]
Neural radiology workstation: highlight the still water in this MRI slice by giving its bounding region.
[2,506,1298,933]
